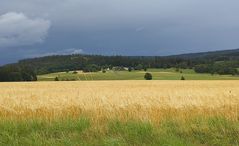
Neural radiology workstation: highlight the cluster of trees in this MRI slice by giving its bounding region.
[195,61,239,75]
[82,64,101,72]
[0,64,37,82]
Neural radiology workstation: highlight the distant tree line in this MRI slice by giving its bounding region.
[18,53,238,75]
[17,55,200,75]
[0,49,238,81]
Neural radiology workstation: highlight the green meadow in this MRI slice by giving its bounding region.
[38,68,239,81]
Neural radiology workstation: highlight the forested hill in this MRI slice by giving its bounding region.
[169,48,239,60]
[0,48,239,81]
[17,48,239,74]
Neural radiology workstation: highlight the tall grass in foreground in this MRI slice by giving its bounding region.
[0,116,239,146]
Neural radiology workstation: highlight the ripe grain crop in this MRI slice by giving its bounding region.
[0,81,238,123]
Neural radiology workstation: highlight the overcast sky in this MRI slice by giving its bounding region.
[1,0,239,65]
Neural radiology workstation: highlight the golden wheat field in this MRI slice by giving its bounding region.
[0,81,239,122]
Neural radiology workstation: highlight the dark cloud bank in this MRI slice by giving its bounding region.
[1,0,239,65]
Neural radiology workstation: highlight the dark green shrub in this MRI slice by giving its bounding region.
[54,77,59,81]
[144,73,152,80]
[128,67,132,72]
[181,76,185,80]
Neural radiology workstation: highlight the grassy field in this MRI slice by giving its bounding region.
[38,68,239,81]
[0,81,239,145]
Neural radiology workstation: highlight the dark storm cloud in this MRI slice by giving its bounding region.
[1,0,239,64]
[0,12,50,47]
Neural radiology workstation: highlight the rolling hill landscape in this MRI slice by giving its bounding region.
[1,1,239,145]
[1,49,238,145]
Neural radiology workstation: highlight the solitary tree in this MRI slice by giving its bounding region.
[128,67,132,72]
[181,76,185,80]
[55,77,59,81]
[144,73,152,80]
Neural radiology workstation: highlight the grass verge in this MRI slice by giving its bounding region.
[0,116,239,146]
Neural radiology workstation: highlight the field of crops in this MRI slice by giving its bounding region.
[0,81,239,145]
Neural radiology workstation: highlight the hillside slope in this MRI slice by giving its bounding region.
[1,48,239,75]
[170,48,239,60]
